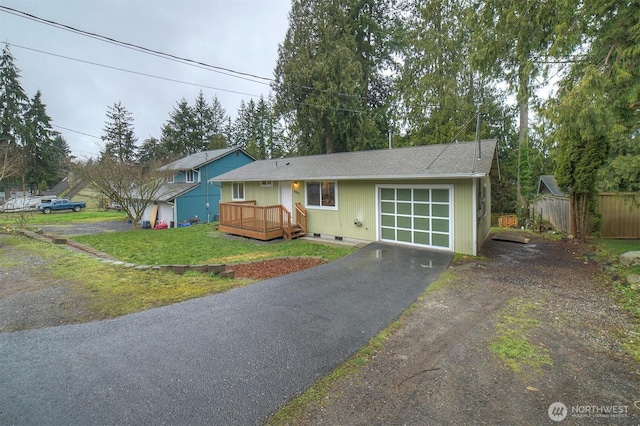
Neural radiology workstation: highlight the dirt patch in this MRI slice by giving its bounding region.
[279,234,640,425]
[227,258,326,280]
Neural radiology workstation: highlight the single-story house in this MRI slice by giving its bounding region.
[143,148,254,226]
[211,140,500,255]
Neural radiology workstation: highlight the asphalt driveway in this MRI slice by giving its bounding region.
[0,242,451,425]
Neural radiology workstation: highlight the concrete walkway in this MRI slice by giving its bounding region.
[0,243,452,425]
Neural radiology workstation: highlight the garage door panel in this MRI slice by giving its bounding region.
[432,189,449,202]
[414,231,430,245]
[432,233,449,247]
[381,214,395,227]
[397,216,412,229]
[432,204,449,217]
[397,229,412,243]
[378,186,451,250]
[432,218,449,233]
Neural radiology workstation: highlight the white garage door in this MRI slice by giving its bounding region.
[379,186,452,250]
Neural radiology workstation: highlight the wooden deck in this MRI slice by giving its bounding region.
[218,201,307,241]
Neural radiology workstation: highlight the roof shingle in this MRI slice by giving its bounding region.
[211,140,498,182]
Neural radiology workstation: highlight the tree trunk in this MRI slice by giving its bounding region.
[570,192,589,242]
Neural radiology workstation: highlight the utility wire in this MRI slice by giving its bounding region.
[0,6,273,84]
[425,112,478,169]
[8,43,263,98]
[0,6,365,101]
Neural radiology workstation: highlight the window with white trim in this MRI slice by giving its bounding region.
[232,182,245,200]
[186,170,195,183]
[260,181,273,187]
[306,181,337,209]
[167,174,174,183]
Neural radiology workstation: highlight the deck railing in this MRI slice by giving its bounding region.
[218,201,307,241]
[295,202,307,233]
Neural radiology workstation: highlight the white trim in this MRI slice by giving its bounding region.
[472,178,478,256]
[375,184,454,251]
[305,181,338,211]
[232,182,245,201]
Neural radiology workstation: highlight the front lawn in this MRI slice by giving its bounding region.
[0,209,127,227]
[72,223,357,265]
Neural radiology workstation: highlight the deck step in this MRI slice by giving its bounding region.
[284,226,305,240]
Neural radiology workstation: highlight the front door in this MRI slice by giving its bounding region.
[279,181,295,224]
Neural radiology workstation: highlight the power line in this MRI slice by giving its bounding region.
[51,124,101,139]
[0,6,368,103]
[0,6,274,84]
[8,43,264,98]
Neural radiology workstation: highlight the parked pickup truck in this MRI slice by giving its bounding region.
[37,198,86,214]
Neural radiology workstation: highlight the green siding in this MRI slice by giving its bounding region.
[221,178,479,255]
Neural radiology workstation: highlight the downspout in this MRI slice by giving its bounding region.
[472,178,478,256]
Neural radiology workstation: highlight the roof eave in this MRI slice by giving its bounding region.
[210,172,490,183]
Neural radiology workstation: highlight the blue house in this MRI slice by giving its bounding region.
[144,148,254,227]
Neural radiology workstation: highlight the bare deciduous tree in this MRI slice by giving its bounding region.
[74,157,169,230]
[0,139,23,183]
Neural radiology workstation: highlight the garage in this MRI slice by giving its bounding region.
[378,185,452,250]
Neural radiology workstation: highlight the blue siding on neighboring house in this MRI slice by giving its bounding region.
[173,151,253,224]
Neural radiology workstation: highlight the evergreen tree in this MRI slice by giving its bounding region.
[192,91,215,152]
[0,44,29,149]
[206,94,229,149]
[274,0,393,154]
[101,101,137,162]
[23,91,60,190]
[137,136,162,165]
[160,98,192,157]
[469,0,560,208]
[229,100,252,150]
[396,0,483,145]
[550,66,612,241]
[584,0,639,192]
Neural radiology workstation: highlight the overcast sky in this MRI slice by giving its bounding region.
[0,0,291,159]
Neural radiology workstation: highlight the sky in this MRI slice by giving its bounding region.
[0,0,292,159]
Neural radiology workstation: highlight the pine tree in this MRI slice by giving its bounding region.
[101,102,137,162]
[137,136,162,166]
[396,0,481,145]
[160,98,192,156]
[0,44,29,149]
[469,0,560,208]
[23,90,60,190]
[274,0,393,154]
[206,94,229,149]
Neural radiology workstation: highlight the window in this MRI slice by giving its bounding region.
[306,181,337,209]
[260,181,273,187]
[167,174,174,183]
[232,182,245,200]
[186,170,195,183]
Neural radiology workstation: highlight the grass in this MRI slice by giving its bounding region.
[265,267,459,425]
[488,298,553,374]
[72,224,357,265]
[593,238,640,361]
[2,229,355,321]
[0,209,127,227]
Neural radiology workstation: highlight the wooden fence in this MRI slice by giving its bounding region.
[530,192,640,238]
[530,196,571,234]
